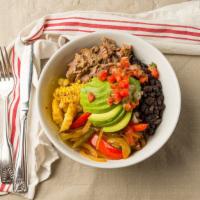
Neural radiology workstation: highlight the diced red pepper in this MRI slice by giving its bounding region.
[119,89,129,97]
[107,75,116,83]
[113,91,122,104]
[98,70,108,81]
[119,79,129,88]
[107,97,114,105]
[88,92,95,102]
[151,68,159,79]
[123,102,132,111]
[130,69,143,78]
[90,134,123,160]
[111,83,118,89]
[120,57,130,68]
[148,63,159,79]
[70,113,91,129]
[139,76,148,84]
[130,102,138,110]
[115,74,122,82]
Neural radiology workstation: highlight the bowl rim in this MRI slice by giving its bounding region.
[37,31,181,168]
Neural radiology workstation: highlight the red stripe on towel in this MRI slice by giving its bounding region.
[46,16,200,31]
[44,21,200,37]
[44,28,200,43]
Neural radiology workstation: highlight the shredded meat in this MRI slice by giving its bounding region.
[66,37,135,83]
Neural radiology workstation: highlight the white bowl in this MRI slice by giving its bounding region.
[37,31,181,168]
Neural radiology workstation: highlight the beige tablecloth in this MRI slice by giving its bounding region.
[1,0,200,200]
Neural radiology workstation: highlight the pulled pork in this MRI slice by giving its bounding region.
[66,37,134,83]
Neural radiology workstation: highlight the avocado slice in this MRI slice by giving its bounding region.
[86,78,110,90]
[81,84,108,94]
[83,104,115,114]
[80,77,112,114]
[87,77,104,87]
[103,112,132,132]
[92,108,126,127]
[80,88,109,105]
[89,105,122,124]
[103,109,126,127]
[81,98,108,107]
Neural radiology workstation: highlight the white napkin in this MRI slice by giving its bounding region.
[0,1,200,199]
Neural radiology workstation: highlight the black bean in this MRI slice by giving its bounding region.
[150,92,156,97]
[150,79,156,85]
[138,74,165,136]
[147,129,155,135]
[145,97,155,105]
[143,86,152,92]
[154,119,162,125]
[149,105,154,112]
[157,99,162,105]
[141,104,146,112]
[153,86,159,93]
[154,105,158,109]
[157,94,163,100]
[145,108,150,115]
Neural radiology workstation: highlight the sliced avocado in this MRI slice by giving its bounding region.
[87,81,108,88]
[86,78,110,90]
[87,77,104,87]
[80,77,112,114]
[81,98,113,114]
[80,88,109,102]
[103,112,132,132]
[81,98,108,107]
[81,84,108,94]
[103,109,126,127]
[83,104,115,114]
[80,89,110,108]
[89,105,122,124]
[93,108,126,127]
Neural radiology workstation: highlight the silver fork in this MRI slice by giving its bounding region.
[0,46,14,184]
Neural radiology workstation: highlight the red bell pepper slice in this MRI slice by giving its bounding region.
[90,134,123,160]
[132,123,148,132]
[126,122,148,132]
[70,113,91,129]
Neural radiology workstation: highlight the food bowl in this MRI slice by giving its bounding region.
[37,31,181,168]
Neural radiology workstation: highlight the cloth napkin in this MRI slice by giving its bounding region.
[0,1,200,199]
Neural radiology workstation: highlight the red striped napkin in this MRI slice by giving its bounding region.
[0,1,199,199]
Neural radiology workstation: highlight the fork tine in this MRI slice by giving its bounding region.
[0,47,7,79]
[3,47,12,78]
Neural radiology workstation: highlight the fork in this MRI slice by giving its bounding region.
[0,46,14,184]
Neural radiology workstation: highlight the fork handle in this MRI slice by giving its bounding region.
[0,96,13,184]
[13,110,28,193]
